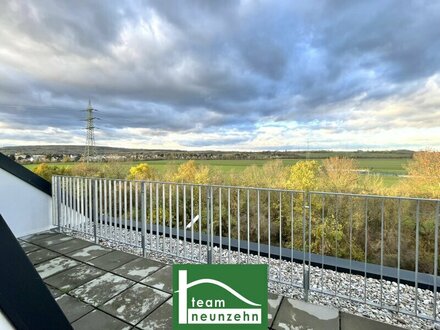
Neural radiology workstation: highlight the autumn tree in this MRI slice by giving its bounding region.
[397,151,440,198]
[286,160,320,191]
[319,157,360,192]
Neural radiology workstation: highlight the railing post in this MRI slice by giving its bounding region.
[92,179,98,244]
[56,176,61,232]
[207,186,212,264]
[141,182,147,258]
[303,267,310,302]
[302,191,310,302]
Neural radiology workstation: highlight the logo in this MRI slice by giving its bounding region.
[173,264,267,329]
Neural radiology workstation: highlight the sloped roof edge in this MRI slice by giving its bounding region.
[0,152,51,196]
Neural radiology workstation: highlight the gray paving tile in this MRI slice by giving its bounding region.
[140,265,172,293]
[72,309,131,330]
[136,298,172,330]
[35,256,80,279]
[32,233,74,247]
[70,272,135,307]
[100,283,170,326]
[87,250,138,271]
[340,312,404,330]
[46,238,94,254]
[113,258,165,282]
[268,293,283,327]
[273,298,339,330]
[20,231,59,243]
[56,294,94,323]
[45,263,105,292]
[26,248,59,265]
[46,285,63,298]
[67,244,112,262]
[19,240,40,253]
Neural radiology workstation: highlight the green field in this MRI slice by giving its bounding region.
[24,158,409,186]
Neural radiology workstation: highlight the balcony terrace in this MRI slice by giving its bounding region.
[0,153,436,329]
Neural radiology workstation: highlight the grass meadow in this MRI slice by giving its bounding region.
[24,158,408,186]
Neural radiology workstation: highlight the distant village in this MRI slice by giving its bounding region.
[5,150,289,164]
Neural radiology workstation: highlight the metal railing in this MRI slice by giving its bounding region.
[52,175,440,322]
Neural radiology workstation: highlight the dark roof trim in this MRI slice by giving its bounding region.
[0,152,51,196]
[0,214,72,329]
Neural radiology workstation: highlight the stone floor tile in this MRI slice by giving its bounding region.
[32,233,74,247]
[26,248,59,265]
[35,256,79,279]
[46,285,63,298]
[72,309,131,330]
[340,312,404,330]
[140,265,172,293]
[47,238,94,254]
[268,293,283,328]
[136,298,172,330]
[87,250,138,271]
[56,294,94,323]
[67,244,112,262]
[45,263,105,292]
[19,240,40,253]
[113,258,165,282]
[20,231,59,243]
[273,298,339,330]
[100,283,170,326]
[70,272,135,307]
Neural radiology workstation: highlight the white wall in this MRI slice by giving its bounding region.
[0,168,53,237]
[0,309,14,330]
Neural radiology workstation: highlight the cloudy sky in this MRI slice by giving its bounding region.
[0,0,439,151]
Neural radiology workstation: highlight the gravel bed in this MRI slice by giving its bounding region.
[66,227,439,329]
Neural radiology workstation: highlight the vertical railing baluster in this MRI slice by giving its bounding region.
[257,190,260,263]
[247,189,250,264]
[207,186,212,264]
[191,186,194,260]
[150,183,153,252]
[219,187,222,264]
[349,196,353,301]
[162,183,165,253]
[237,188,240,264]
[170,185,173,256]
[397,199,401,313]
[93,179,98,244]
[141,182,146,257]
[415,200,420,316]
[183,185,186,259]
[279,191,282,283]
[198,186,202,263]
[228,188,231,264]
[56,176,61,231]
[434,201,439,321]
[176,184,179,257]
[364,198,368,303]
[155,183,159,251]
[290,192,294,286]
[380,199,385,307]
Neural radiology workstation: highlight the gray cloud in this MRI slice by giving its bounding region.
[0,0,439,149]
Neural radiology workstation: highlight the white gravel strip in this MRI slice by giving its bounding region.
[66,227,439,330]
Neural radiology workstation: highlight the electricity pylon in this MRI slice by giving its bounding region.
[82,100,98,163]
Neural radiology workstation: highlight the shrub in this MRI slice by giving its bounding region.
[33,163,71,182]
[127,163,156,181]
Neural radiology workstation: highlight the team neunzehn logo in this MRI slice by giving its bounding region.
[173,264,267,329]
